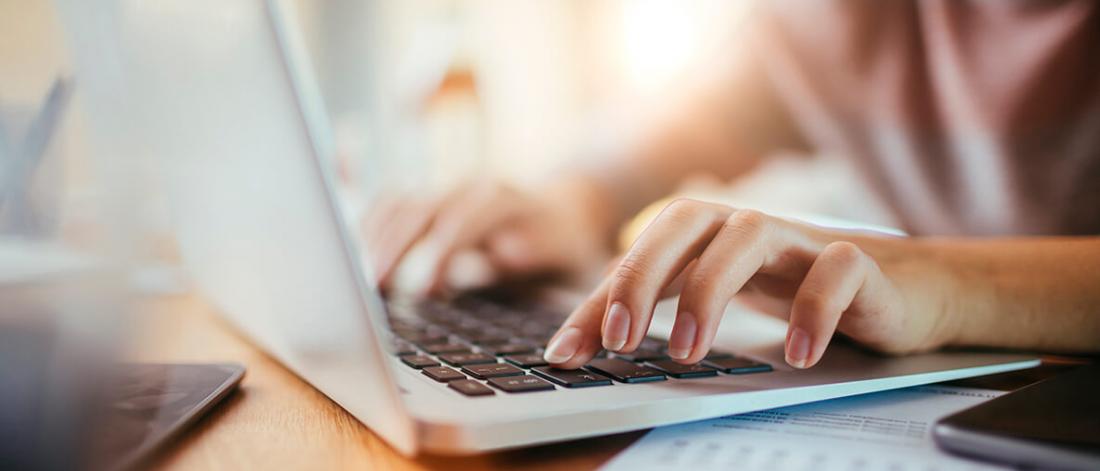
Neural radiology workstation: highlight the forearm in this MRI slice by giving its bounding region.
[857,235,1100,353]
[932,237,1100,353]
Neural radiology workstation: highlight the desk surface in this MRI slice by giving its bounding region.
[130,294,1075,470]
[130,294,642,470]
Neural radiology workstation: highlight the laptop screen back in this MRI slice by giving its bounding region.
[53,0,416,454]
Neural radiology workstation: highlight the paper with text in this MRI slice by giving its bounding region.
[601,386,1008,471]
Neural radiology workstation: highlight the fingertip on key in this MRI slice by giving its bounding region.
[601,302,631,351]
[544,326,582,364]
[785,327,811,369]
[667,313,698,361]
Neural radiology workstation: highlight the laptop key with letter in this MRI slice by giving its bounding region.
[481,343,537,356]
[613,349,669,362]
[421,342,471,354]
[400,355,440,369]
[448,379,495,397]
[422,366,467,382]
[439,352,497,366]
[504,354,549,368]
[646,360,718,379]
[462,363,524,380]
[586,358,667,383]
[702,357,773,374]
[532,367,612,388]
[487,375,556,393]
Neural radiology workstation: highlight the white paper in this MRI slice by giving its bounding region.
[601,386,1009,471]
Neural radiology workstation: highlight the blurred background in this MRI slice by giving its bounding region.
[2,1,894,270]
[294,0,753,185]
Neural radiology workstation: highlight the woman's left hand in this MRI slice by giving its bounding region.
[543,198,960,369]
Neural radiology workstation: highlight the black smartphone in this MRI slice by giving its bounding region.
[94,363,245,470]
[933,363,1100,470]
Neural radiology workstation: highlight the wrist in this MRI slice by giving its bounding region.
[856,236,969,352]
[909,240,995,350]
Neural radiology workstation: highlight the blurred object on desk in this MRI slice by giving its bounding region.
[1,3,167,465]
[1,1,187,297]
[0,77,71,238]
[0,240,130,470]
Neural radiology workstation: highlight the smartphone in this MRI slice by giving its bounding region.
[933,363,1100,470]
[94,363,245,470]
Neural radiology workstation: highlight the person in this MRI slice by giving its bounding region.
[365,1,1100,371]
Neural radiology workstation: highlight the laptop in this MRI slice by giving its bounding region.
[55,0,1039,456]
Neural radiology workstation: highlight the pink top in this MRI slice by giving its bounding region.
[730,1,1100,235]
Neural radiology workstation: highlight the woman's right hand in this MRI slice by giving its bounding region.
[362,180,612,296]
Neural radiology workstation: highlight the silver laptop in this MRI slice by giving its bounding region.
[56,0,1038,456]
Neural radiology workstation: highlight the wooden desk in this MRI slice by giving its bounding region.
[129,294,642,470]
[130,294,1079,470]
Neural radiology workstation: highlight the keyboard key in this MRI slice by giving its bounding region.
[463,332,513,346]
[487,375,556,393]
[438,352,498,366]
[705,350,735,360]
[422,366,466,382]
[646,360,718,379]
[400,355,439,369]
[420,342,470,354]
[703,357,773,374]
[461,363,525,380]
[585,358,667,383]
[532,367,612,388]
[402,332,449,344]
[519,336,554,349]
[448,379,495,397]
[481,343,537,356]
[613,348,669,362]
[504,354,549,368]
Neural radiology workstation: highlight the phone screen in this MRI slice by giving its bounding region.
[92,363,245,470]
[935,363,1100,470]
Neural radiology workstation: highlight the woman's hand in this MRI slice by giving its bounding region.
[362,180,613,296]
[544,198,961,369]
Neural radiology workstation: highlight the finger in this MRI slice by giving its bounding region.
[484,225,558,274]
[672,210,772,363]
[544,278,611,369]
[661,259,697,299]
[422,185,523,294]
[603,199,733,352]
[369,197,442,289]
[786,241,882,368]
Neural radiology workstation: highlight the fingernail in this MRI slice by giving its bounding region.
[786,327,811,368]
[667,313,697,360]
[602,302,631,351]
[544,327,582,364]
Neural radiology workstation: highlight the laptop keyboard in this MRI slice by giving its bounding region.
[384,297,772,397]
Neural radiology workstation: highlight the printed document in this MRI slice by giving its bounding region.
[601,385,1008,471]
